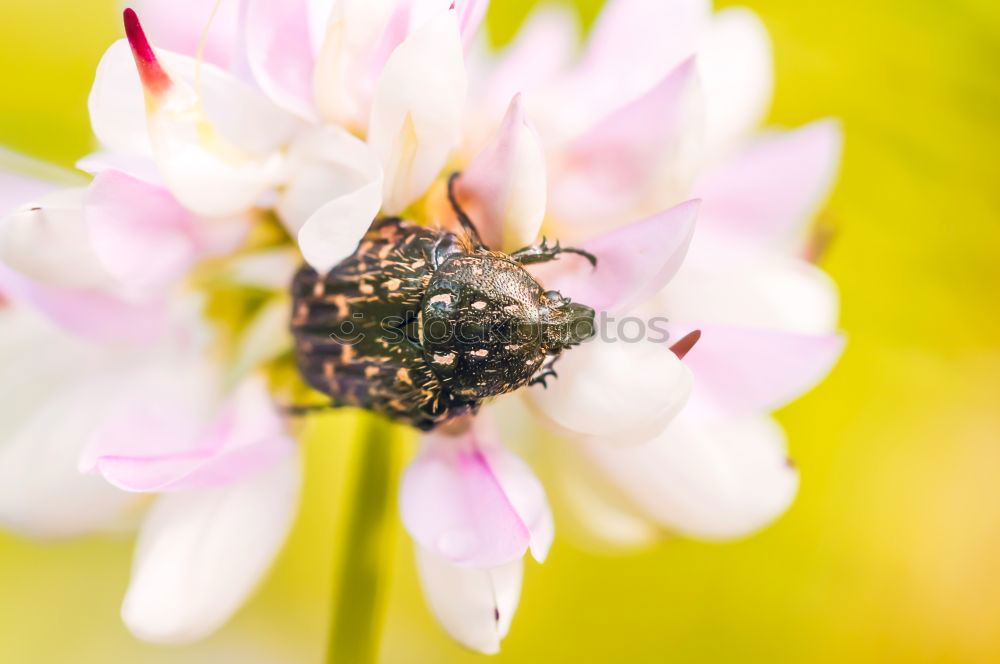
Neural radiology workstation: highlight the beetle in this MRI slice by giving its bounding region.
[290,173,597,430]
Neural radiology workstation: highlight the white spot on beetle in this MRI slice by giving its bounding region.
[471,300,487,310]
[433,352,456,365]
[470,349,489,358]
[430,293,453,306]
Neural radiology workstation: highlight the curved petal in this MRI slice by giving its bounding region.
[698,8,773,157]
[1,172,225,304]
[400,423,551,567]
[246,0,317,118]
[91,25,299,217]
[368,8,466,214]
[537,200,698,315]
[693,120,843,243]
[415,546,522,655]
[0,262,168,343]
[473,5,578,140]
[548,440,659,550]
[0,188,113,290]
[131,0,242,68]
[312,0,398,127]
[84,170,201,296]
[663,242,841,334]
[81,375,296,493]
[121,450,301,643]
[0,307,136,537]
[526,337,693,440]
[0,148,83,215]
[550,58,703,224]
[563,0,709,129]
[289,127,384,272]
[584,408,798,539]
[676,323,845,414]
[76,151,162,185]
[457,94,546,251]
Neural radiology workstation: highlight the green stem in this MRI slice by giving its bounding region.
[326,414,402,664]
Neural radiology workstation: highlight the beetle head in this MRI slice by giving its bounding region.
[539,290,595,351]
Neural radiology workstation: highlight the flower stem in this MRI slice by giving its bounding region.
[326,413,402,664]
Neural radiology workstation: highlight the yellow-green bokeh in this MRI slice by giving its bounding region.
[1,0,999,662]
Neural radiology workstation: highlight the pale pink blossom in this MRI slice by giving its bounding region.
[0,0,843,653]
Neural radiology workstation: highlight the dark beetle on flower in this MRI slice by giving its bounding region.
[291,173,597,430]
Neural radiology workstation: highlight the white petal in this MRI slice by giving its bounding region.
[89,39,154,156]
[0,148,85,215]
[122,451,301,643]
[698,8,773,158]
[0,307,135,537]
[459,94,547,251]
[663,233,840,334]
[313,0,398,128]
[526,337,693,440]
[0,188,113,289]
[76,151,162,185]
[584,407,798,539]
[415,546,522,655]
[542,433,659,550]
[368,8,466,213]
[293,128,384,272]
[228,297,294,385]
[276,124,382,234]
[90,33,299,217]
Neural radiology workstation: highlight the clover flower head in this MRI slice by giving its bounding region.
[0,0,843,654]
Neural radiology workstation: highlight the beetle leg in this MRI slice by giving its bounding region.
[447,172,487,250]
[528,354,562,389]
[285,402,338,417]
[510,237,597,267]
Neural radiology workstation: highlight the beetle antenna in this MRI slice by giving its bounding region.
[447,172,487,250]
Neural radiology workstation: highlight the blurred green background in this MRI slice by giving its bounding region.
[2,0,999,662]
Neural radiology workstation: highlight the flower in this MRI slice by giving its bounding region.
[0,0,843,655]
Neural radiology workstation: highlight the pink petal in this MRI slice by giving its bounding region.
[85,170,200,296]
[550,58,701,224]
[81,376,295,493]
[0,262,167,343]
[476,5,578,129]
[400,422,551,567]
[567,0,709,124]
[536,200,698,315]
[0,306,138,537]
[0,169,60,217]
[131,0,242,68]
[676,323,845,414]
[455,0,489,48]
[246,0,317,118]
[458,94,547,251]
[76,151,162,185]
[693,120,843,243]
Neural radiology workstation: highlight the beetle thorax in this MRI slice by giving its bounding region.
[419,254,546,398]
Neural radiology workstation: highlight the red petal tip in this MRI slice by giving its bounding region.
[670,329,701,360]
[123,8,170,98]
